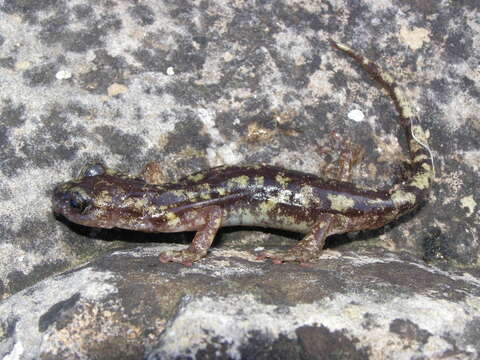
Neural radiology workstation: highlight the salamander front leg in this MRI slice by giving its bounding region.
[159,206,223,266]
[258,214,334,265]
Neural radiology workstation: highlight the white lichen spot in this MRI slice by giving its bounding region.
[399,26,430,50]
[223,52,234,62]
[15,60,31,71]
[307,69,333,99]
[347,109,365,122]
[55,70,72,80]
[460,195,476,217]
[166,66,175,75]
[215,143,243,165]
[327,194,355,212]
[107,83,128,96]
[198,108,216,127]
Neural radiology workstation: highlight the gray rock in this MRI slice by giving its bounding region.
[0,0,479,357]
[0,246,479,359]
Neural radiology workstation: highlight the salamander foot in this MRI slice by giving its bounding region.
[257,248,319,266]
[159,250,207,266]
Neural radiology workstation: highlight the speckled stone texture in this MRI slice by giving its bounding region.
[1,246,480,359]
[0,0,479,358]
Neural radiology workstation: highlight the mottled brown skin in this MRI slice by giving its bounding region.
[52,42,434,265]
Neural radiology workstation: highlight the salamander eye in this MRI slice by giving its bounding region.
[69,192,90,213]
[80,163,106,177]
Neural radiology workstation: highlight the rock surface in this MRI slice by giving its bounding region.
[1,245,479,359]
[0,0,479,358]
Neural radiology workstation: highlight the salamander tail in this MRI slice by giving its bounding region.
[330,40,434,213]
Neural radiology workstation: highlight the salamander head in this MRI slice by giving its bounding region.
[52,163,148,229]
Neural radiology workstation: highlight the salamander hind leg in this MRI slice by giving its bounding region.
[159,206,223,266]
[258,214,334,265]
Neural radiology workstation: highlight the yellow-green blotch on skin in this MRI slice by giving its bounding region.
[124,196,149,209]
[230,175,250,188]
[184,192,197,201]
[327,194,355,212]
[96,190,113,207]
[275,173,290,187]
[273,189,293,204]
[413,154,429,162]
[188,173,205,182]
[411,125,430,149]
[165,212,177,220]
[394,88,414,118]
[165,211,181,227]
[254,176,264,186]
[293,185,316,207]
[382,72,395,85]
[259,199,277,214]
[199,183,212,199]
[410,165,432,190]
[422,163,432,171]
[335,42,352,53]
[105,168,117,176]
[391,190,417,207]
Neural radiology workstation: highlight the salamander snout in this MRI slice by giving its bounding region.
[52,184,93,218]
[53,162,108,218]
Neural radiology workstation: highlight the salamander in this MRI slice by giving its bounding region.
[52,41,434,265]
